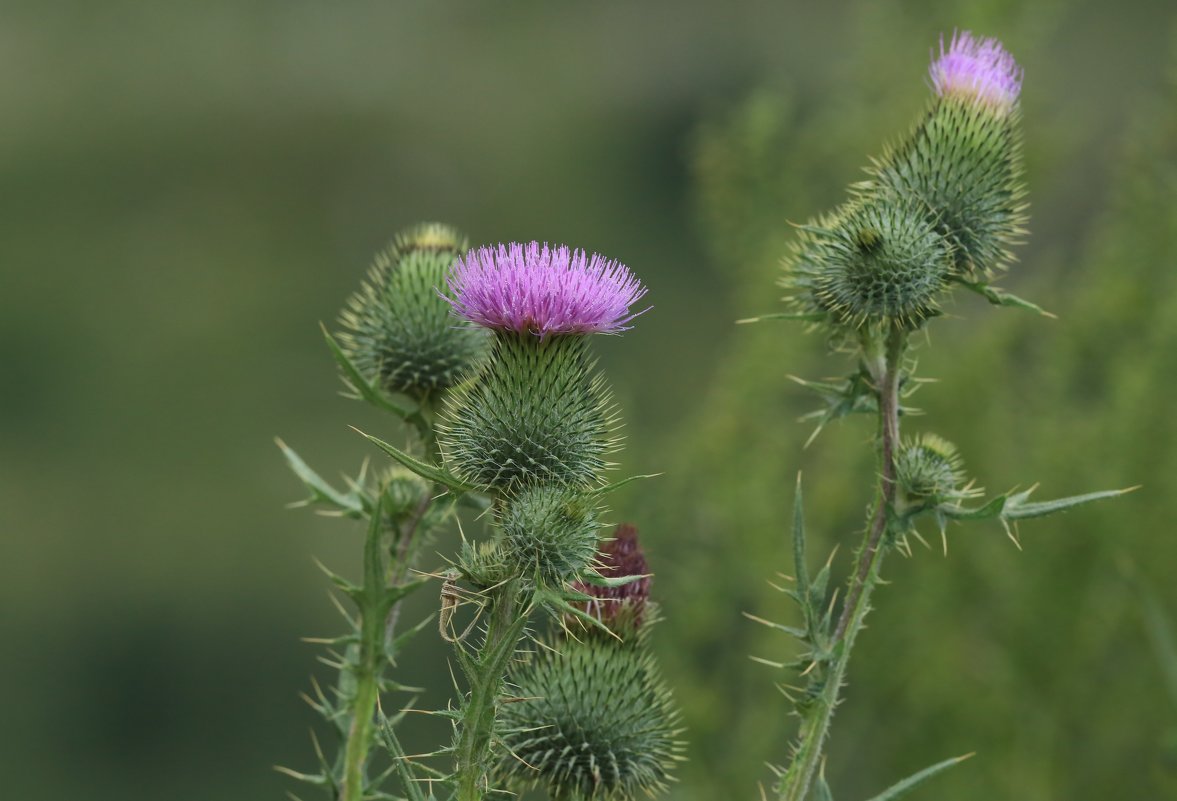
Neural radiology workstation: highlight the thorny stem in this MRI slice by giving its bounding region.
[455,579,530,801]
[778,323,906,801]
[342,411,444,801]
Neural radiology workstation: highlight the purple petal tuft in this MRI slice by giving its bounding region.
[930,31,1022,111]
[445,242,649,336]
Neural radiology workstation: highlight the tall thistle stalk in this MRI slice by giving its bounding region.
[751,32,1133,801]
[276,224,488,801]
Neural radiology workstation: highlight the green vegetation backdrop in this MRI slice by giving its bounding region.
[4,1,1175,799]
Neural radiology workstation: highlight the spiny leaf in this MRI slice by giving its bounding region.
[736,311,830,324]
[276,438,369,517]
[861,752,974,801]
[1001,486,1138,520]
[354,427,473,495]
[322,324,419,418]
[953,278,1054,317]
[589,472,663,497]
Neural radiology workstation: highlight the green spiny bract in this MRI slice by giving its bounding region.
[439,332,618,491]
[784,194,952,328]
[496,636,682,800]
[337,222,488,399]
[380,466,431,520]
[499,486,601,588]
[894,433,969,503]
[869,96,1026,280]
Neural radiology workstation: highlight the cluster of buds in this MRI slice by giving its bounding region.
[440,242,648,589]
[498,525,682,800]
[784,31,1026,330]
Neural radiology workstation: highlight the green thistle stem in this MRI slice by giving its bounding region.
[778,324,906,801]
[455,579,530,801]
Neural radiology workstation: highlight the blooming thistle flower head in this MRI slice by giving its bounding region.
[568,524,651,636]
[446,242,649,337]
[930,31,1022,113]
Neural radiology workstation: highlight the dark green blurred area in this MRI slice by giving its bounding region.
[5,1,1177,799]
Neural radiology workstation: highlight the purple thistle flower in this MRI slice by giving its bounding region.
[571,523,651,630]
[445,242,649,337]
[930,31,1022,112]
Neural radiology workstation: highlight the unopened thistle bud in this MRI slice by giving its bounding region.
[337,223,487,399]
[571,523,651,635]
[496,638,682,801]
[784,195,952,328]
[499,486,600,588]
[871,32,1027,279]
[439,243,646,491]
[895,433,968,502]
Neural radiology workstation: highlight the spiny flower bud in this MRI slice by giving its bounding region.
[380,466,431,520]
[870,32,1027,279]
[895,433,968,502]
[337,223,487,399]
[571,523,651,634]
[500,486,600,588]
[445,242,649,337]
[784,194,952,328]
[496,638,682,801]
[439,331,617,491]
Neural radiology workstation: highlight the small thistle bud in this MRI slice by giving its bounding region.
[337,223,487,399]
[571,523,651,634]
[445,242,649,337]
[496,638,682,800]
[380,466,430,520]
[439,330,617,491]
[500,486,600,587]
[895,433,967,502]
[784,195,952,328]
[870,32,1027,279]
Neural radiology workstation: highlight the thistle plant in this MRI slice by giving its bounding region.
[280,230,677,801]
[747,31,1132,800]
[274,28,1134,801]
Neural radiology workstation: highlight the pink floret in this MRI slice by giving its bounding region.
[930,31,1022,111]
[445,242,649,336]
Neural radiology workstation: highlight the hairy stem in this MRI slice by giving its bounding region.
[778,324,906,801]
[455,579,530,801]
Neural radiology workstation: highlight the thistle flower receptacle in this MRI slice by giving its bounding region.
[445,242,649,337]
[496,638,682,801]
[338,223,488,399]
[784,195,953,328]
[439,333,618,491]
[571,523,652,635]
[499,486,601,588]
[870,32,1026,279]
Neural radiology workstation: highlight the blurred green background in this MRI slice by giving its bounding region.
[5,1,1177,799]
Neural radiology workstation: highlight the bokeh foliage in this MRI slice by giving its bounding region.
[3,1,1175,800]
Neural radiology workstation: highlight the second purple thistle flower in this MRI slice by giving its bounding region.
[445,242,650,337]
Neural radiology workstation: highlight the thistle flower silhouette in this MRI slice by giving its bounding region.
[930,30,1023,112]
[445,242,649,337]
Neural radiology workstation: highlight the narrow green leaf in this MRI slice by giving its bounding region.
[939,495,1008,521]
[1002,486,1137,520]
[580,571,652,589]
[275,438,368,518]
[862,753,974,801]
[379,719,430,801]
[353,427,473,494]
[954,279,1055,318]
[589,473,663,497]
[321,323,418,418]
[736,311,829,324]
[792,473,810,606]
